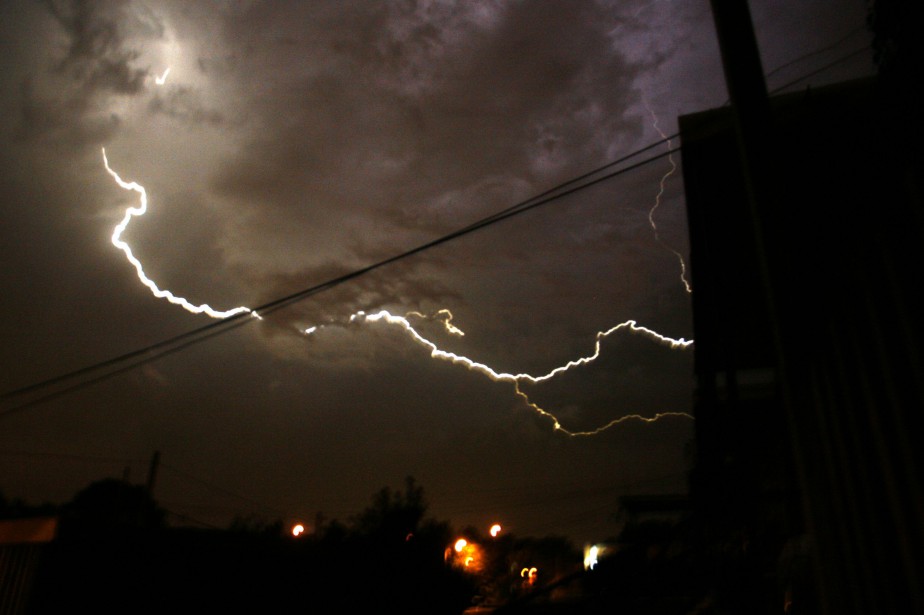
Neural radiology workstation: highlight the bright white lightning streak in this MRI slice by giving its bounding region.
[101,127,688,434]
[154,67,170,85]
[304,309,693,436]
[102,148,256,320]
[645,103,692,294]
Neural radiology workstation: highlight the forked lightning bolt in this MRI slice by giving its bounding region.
[304,310,693,436]
[645,103,692,294]
[102,148,256,319]
[101,140,692,435]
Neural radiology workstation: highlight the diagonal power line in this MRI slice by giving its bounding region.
[1,139,678,418]
[0,30,875,418]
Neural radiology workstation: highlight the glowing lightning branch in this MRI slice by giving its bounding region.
[304,310,693,436]
[83,29,701,445]
[406,309,465,337]
[154,67,170,85]
[513,382,693,437]
[101,148,256,319]
[645,102,692,294]
[100,124,691,436]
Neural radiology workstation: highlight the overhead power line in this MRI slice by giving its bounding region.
[765,24,869,82]
[768,46,873,95]
[0,138,678,418]
[0,30,876,418]
[160,462,288,517]
[0,448,142,465]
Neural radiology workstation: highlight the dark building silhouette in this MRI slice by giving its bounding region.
[681,73,924,614]
[0,517,57,615]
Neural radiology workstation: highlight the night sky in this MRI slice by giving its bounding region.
[0,0,873,546]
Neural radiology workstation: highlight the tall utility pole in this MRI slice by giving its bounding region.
[704,3,924,614]
[707,0,778,353]
[145,450,161,496]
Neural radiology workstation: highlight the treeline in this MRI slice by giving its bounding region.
[5,476,478,615]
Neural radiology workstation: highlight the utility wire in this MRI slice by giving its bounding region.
[160,462,288,517]
[765,23,868,81]
[254,146,678,320]
[0,37,876,416]
[161,507,224,530]
[0,315,255,419]
[0,448,142,465]
[722,43,874,105]
[0,139,678,417]
[768,46,873,95]
[0,35,879,541]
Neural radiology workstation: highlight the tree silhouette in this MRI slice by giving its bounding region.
[352,475,426,542]
[65,477,165,528]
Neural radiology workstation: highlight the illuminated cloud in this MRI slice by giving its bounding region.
[147,86,226,126]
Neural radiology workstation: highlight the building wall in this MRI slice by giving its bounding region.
[681,77,924,614]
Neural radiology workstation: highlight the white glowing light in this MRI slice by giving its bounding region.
[303,309,692,436]
[102,148,256,320]
[584,544,601,570]
[645,103,692,294]
[101,121,691,438]
[154,67,171,85]
[407,308,464,336]
[352,311,691,385]
[489,523,501,537]
[100,149,688,436]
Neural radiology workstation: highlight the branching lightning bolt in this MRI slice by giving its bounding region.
[101,129,693,436]
[285,104,696,434]
[303,310,693,436]
[645,102,692,294]
[102,148,257,319]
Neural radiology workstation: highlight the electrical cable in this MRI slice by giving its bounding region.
[0,38,876,417]
[0,140,678,417]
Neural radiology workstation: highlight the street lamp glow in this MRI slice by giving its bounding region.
[584,544,604,570]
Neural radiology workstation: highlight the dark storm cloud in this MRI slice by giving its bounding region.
[16,76,122,146]
[201,0,652,348]
[43,0,163,74]
[147,86,225,126]
[43,0,147,92]
[15,0,163,145]
[212,0,645,224]
[1,0,874,547]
